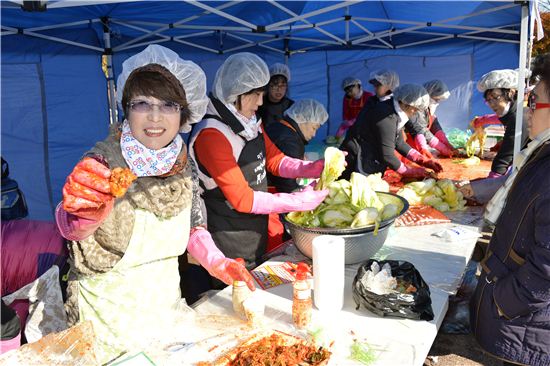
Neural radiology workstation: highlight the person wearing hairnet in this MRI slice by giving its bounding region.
[266,99,329,193]
[341,84,443,180]
[336,77,373,138]
[189,53,328,272]
[257,62,294,127]
[367,69,400,106]
[478,69,529,177]
[469,52,550,366]
[405,80,456,158]
[54,45,255,363]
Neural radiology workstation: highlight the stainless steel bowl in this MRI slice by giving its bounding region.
[283,192,409,265]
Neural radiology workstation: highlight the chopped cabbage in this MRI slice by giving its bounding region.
[316,147,346,190]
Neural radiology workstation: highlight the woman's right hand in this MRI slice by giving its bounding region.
[63,157,114,219]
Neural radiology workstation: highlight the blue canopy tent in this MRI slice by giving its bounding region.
[1,1,539,221]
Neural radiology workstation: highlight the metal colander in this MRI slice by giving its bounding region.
[283,192,409,265]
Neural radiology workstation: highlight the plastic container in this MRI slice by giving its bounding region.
[232,258,251,318]
[292,262,312,329]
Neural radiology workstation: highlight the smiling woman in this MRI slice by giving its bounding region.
[189,53,329,278]
[54,45,257,364]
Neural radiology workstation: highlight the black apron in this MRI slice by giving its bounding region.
[198,97,268,266]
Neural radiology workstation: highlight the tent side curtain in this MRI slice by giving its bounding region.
[1,29,109,221]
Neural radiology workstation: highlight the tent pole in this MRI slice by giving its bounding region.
[513,2,529,167]
[102,17,118,125]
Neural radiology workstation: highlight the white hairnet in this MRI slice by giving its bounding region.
[342,77,361,90]
[116,44,208,132]
[369,69,400,90]
[269,63,291,82]
[423,79,450,100]
[393,84,430,110]
[212,52,270,104]
[477,69,518,93]
[285,99,328,125]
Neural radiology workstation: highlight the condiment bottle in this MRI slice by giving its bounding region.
[292,262,312,329]
[232,258,251,317]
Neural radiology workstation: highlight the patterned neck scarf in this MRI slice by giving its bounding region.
[120,120,183,177]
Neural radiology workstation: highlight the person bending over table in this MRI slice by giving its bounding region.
[340,83,443,180]
[405,79,456,158]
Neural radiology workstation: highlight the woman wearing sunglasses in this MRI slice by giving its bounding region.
[477,69,529,178]
[55,45,254,363]
[470,52,550,366]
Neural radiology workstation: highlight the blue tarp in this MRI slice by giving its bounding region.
[1,1,524,220]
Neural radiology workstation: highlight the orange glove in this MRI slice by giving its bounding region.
[62,157,114,220]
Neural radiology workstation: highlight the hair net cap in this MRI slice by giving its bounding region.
[477,69,518,93]
[393,84,430,110]
[342,77,362,90]
[369,69,400,90]
[285,99,328,125]
[423,80,450,100]
[212,52,270,104]
[269,63,291,82]
[116,44,208,132]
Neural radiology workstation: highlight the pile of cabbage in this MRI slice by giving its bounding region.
[287,147,404,232]
[396,178,466,212]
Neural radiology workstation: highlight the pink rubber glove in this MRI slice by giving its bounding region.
[414,134,433,159]
[487,171,504,179]
[278,156,324,179]
[396,163,428,179]
[187,228,256,291]
[428,136,453,157]
[55,201,113,241]
[250,187,328,215]
[406,149,443,173]
[336,119,355,138]
[62,157,114,220]
[434,130,452,148]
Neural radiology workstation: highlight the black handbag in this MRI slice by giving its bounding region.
[1,157,28,220]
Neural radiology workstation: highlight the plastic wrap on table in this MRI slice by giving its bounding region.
[2,265,68,343]
[394,205,450,227]
[353,260,434,321]
[0,320,98,365]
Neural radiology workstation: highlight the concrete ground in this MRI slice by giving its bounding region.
[424,332,501,366]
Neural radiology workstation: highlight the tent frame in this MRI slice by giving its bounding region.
[1,1,539,168]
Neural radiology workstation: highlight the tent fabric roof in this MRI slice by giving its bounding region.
[2,1,522,56]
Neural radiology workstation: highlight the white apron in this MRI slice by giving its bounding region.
[77,207,190,364]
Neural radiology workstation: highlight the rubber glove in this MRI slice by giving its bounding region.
[336,119,355,137]
[62,157,114,220]
[396,163,428,179]
[414,134,433,159]
[278,156,324,179]
[250,186,328,215]
[428,135,454,157]
[187,228,256,291]
[487,171,504,179]
[406,149,443,173]
[434,130,452,146]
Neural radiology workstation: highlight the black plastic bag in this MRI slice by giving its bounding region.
[353,259,434,321]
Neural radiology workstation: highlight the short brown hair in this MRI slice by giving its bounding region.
[121,64,190,126]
